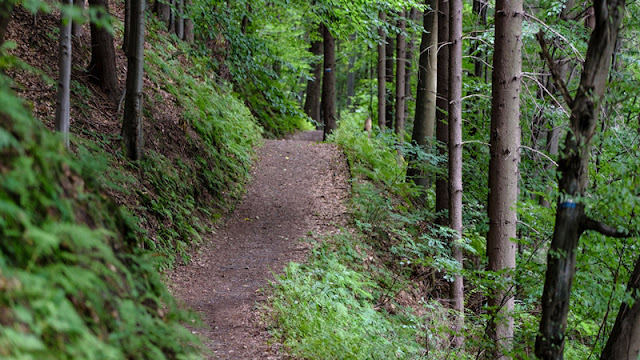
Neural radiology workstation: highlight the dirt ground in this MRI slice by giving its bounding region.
[168,130,350,359]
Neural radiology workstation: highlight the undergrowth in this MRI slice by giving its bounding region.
[0,78,201,359]
[269,112,473,359]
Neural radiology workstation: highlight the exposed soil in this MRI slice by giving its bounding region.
[167,130,350,359]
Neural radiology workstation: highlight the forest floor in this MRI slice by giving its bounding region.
[167,130,351,359]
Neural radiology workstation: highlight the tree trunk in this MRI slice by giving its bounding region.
[56,0,73,149]
[435,0,449,226]
[385,34,395,129]
[346,54,355,110]
[395,12,406,145]
[183,0,193,42]
[88,0,119,100]
[304,27,323,126]
[535,0,627,358]
[72,0,84,38]
[404,7,418,119]
[601,253,640,360]
[154,0,170,26]
[448,0,464,347]
[377,11,386,130]
[486,0,522,357]
[121,0,145,161]
[123,0,130,53]
[174,0,183,39]
[167,0,174,33]
[407,0,437,188]
[321,23,337,140]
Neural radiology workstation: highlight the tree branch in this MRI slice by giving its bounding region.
[536,31,574,108]
[582,216,636,238]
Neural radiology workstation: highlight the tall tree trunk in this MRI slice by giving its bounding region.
[174,0,183,39]
[154,0,170,26]
[88,0,119,100]
[56,0,73,149]
[385,34,395,129]
[123,0,130,53]
[395,12,406,145]
[407,0,437,188]
[183,0,193,42]
[121,0,145,160]
[535,0,627,358]
[321,23,337,140]
[435,0,449,226]
[167,0,174,33]
[486,0,522,357]
[72,0,84,38]
[304,27,323,125]
[377,11,386,130]
[404,7,418,119]
[600,253,640,360]
[448,0,464,347]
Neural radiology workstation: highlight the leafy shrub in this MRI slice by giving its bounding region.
[0,79,201,359]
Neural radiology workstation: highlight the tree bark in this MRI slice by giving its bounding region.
[304,27,323,126]
[121,0,145,161]
[448,0,464,347]
[377,10,386,130]
[486,0,522,357]
[600,253,640,360]
[183,0,193,42]
[154,0,170,26]
[321,23,337,140]
[404,7,418,119]
[72,0,84,38]
[123,0,130,53]
[407,0,437,188]
[88,0,119,100]
[56,0,73,149]
[535,0,627,358]
[174,0,183,39]
[435,0,449,226]
[395,12,406,145]
[385,34,395,129]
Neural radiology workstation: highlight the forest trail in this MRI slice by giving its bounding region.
[168,131,350,359]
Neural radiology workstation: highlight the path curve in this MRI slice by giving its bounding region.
[168,130,349,359]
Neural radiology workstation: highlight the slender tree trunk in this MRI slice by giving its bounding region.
[123,0,130,53]
[600,253,640,360]
[304,28,323,125]
[486,0,522,357]
[395,12,406,145]
[407,0,437,188]
[56,0,73,149]
[346,53,355,110]
[321,23,337,140]
[121,0,145,160]
[435,0,449,225]
[72,0,84,37]
[448,0,464,347]
[535,0,627,358]
[404,7,418,119]
[377,11,386,130]
[174,0,183,39]
[167,0,174,33]
[88,0,119,100]
[385,34,395,129]
[183,0,193,42]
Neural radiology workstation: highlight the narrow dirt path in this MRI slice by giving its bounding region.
[168,131,350,359]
